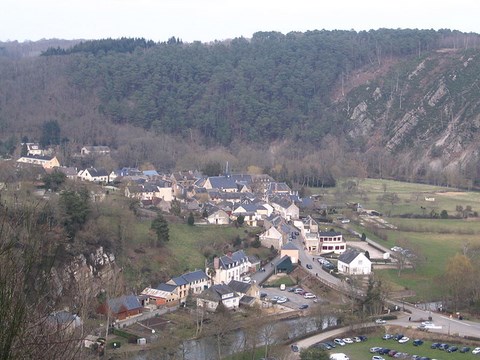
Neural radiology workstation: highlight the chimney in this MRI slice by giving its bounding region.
[227,251,232,258]
[213,257,219,270]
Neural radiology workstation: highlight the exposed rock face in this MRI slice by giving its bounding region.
[349,101,374,137]
[50,246,118,300]
[343,50,480,182]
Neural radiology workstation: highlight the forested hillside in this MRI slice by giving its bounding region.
[1,29,480,187]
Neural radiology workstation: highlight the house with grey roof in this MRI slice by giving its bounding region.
[337,249,371,275]
[207,250,252,285]
[270,195,299,220]
[98,295,142,321]
[196,284,241,311]
[167,269,210,303]
[77,167,109,183]
[227,279,260,300]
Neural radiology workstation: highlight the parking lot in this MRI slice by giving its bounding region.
[259,286,325,310]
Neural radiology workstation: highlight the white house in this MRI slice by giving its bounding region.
[207,250,252,285]
[77,168,109,183]
[337,249,372,275]
[206,208,230,225]
[196,284,241,311]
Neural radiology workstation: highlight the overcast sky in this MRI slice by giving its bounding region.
[1,0,479,43]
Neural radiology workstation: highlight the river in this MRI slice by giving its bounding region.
[121,315,337,360]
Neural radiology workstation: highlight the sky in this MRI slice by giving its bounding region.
[1,0,479,43]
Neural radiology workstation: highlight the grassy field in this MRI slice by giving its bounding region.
[311,178,480,301]
[121,221,265,288]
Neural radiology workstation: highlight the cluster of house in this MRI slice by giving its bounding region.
[16,143,373,323]
[98,250,266,322]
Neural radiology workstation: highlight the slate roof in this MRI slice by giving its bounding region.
[239,295,256,306]
[227,280,251,294]
[86,167,109,177]
[170,276,188,286]
[266,182,291,195]
[47,311,77,325]
[108,295,141,313]
[21,154,55,161]
[181,269,208,283]
[199,284,236,302]
[217,250,249,269]
[282,242,298,250]
[338,249,361,264]
[156,283,177,293]
[235,203,265,213]
[270,195,294,209]
[319,231,342,237]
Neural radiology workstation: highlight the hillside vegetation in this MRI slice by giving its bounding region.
[1,29,480,187]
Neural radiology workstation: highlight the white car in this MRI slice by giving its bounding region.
[242,276,251,283]
[294,288,304,294]
[370,347,382,353]
[421,321,434,326]
[304,292,316,299]
[473,347,480,354]
[334,338,346,346]
[398,336,410,343]
[372,356,385,360]
[353,336,362,342]
[342,338,354,344]
[276,296,288,304]
[375,319,386,324]
[391,246,403,252]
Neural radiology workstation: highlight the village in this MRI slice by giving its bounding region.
[13,142,394,355]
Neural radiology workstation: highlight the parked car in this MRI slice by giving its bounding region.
[398,337,409,344]
[299,304,309,310]
[342,338,354,344]
[447,346,458,353]
[260,292,267,298]
[382,334,393,340]
[276,296,288,304]
[460,346,471,353]
[430,343,441,349]
[314,342,331,350]
[393,334,404,341]
[472,347,480,354]
[369,347,382,353]
[438,343,449,350]
[375,319,387,324]
[304,292,316,299]
[294,288,304,294]
[372,356,385,360]
[357,335,368,342]
[334,338,346,346]
[290,344,299,352]
[413,339,424,346]
[353,336,362,342]
[306,264,313,269]
[242,276,251,283]
[325,341,336,348]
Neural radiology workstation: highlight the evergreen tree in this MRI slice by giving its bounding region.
[59,188,90,239]
[236,214,245,226]
[187,212,195,226]
[151,214,169,245]
[40,120,61,147]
